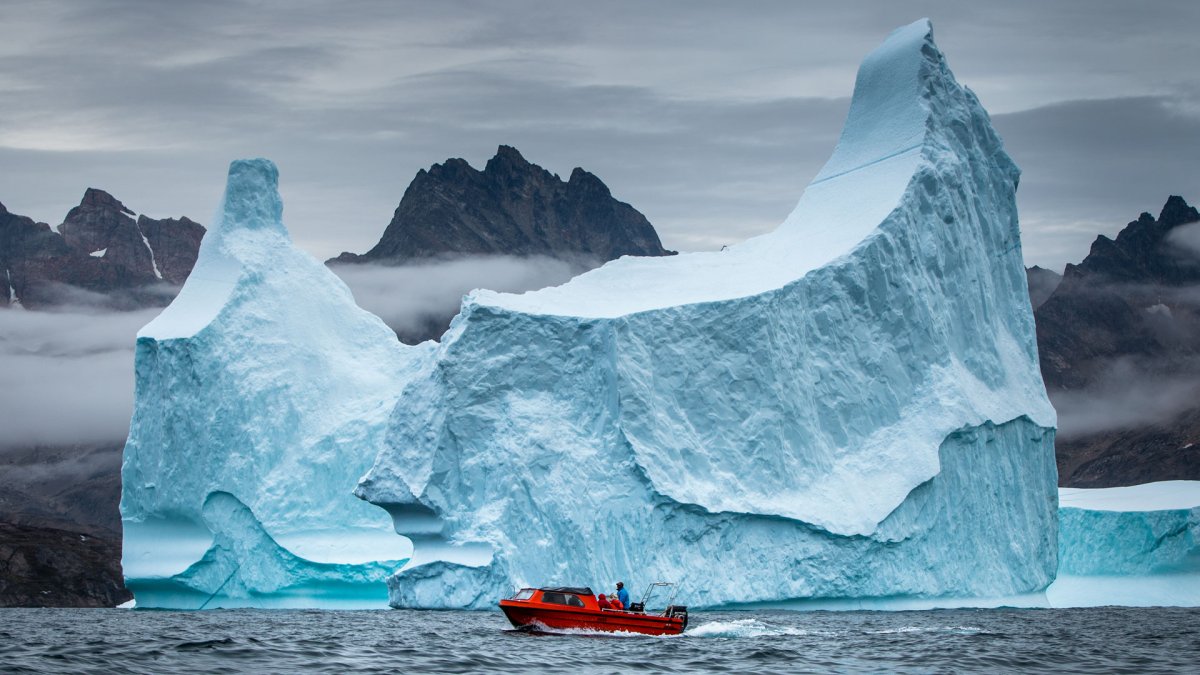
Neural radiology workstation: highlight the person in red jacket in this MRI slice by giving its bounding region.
[610,595,624,610]
[597,594,613,609]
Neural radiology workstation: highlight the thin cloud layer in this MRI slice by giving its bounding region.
[330,256,587,341]
[1167,221,1200,258]
[1051,357,1200,438]
[0,308,157,449]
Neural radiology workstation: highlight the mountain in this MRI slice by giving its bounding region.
[0,191,204,310]
[329,145,676,343]
[1033,196,1200,487]
[332,145,674,265]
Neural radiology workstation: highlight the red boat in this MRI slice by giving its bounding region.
[499,585,688,636]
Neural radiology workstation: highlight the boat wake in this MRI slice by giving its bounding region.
[683,619,822,639]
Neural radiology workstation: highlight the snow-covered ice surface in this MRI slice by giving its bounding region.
[121,159,433,608]
[1058,481,1200,512]
[356,18,1060,609]
[1047,481,1200,608]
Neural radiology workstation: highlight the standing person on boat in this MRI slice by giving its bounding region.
[616,582,630,609]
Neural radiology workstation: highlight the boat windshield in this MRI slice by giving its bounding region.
[541,592,585,607]
[512,589,535,601]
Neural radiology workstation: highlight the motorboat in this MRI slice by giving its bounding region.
[498,584,688,636]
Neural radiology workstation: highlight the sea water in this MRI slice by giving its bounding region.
[2,607,1198,673]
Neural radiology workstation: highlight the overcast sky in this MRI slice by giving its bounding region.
[2,0,1198,270]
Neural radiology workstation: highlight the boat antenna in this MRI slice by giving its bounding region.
[640,581,673,609]
[666,580,683,609]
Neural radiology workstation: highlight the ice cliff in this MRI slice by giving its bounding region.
[120,160,431,608]
[357,18,1059,609]
[123,20,1063,610]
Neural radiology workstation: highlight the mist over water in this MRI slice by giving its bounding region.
[3,608,1198,673]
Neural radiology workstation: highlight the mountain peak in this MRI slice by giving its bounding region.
[494,144,526,162]
[1159,195,1199,229]
[80,188,134,215]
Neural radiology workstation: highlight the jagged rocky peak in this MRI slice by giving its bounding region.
[1066,195,1200,285]
[59,188,155,279]
[0,189,206,310]
[331,145,675,265]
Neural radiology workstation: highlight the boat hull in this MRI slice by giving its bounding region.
[499,600,685,636]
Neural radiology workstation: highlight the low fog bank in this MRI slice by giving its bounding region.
[0,307,157,449]
[330,255,594,343]
[1052,356,1200,438]
[0,254,593,452]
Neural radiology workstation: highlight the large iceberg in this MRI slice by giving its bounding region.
[359,18,1058,608]
[122,19,1062,609]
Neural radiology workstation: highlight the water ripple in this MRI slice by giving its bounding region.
[1,607,1198,673]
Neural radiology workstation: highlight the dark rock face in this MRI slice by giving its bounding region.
[138,215,205,285]
[0,191,204,310]
[0,442,130,607]
[0,523,130,608]
[333,145,675,265]
[1033,196,1200,486]
[59,189,156,281]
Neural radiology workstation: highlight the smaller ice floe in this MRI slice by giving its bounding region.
[1048,481,1200,608]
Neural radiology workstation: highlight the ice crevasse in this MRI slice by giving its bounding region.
[122,19,1061,609]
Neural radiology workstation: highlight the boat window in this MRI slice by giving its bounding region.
[512,589,535,601]
[541,592,585,607]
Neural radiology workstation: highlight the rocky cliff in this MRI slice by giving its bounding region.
[1034,196,1200,486]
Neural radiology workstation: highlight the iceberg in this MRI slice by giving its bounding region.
[122,20,1064,609]
[1047,481,1200,607]
[357,18,1059,609]
[120,159,432,608]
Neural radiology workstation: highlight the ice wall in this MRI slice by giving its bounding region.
[1047,482,1200,607]
[357,19,1060,608]
[120,159,432,608]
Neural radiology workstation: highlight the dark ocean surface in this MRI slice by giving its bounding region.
[3,607,1199,673]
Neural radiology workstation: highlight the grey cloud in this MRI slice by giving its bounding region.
[994,97,1200,269]
[3,0,1200,272]
[1166,221,1200,258]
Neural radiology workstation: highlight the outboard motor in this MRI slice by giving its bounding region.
[665,605,688,630]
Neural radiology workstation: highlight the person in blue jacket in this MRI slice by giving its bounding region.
[615,581,630,609]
